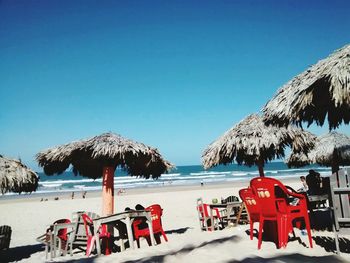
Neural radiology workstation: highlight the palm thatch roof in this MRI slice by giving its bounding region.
[262,44,350,130]
[202,114,316,170]
[0,155,39,194]
[36,132,174,179]
[287,132,350,170]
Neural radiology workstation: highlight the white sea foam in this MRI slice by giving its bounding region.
[40,183,63,188]
[73,185,86,189]
[190,171,231,176]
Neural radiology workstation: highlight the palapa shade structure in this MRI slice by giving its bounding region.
[202,114,316,177]
[36,132,173,215]
[0,155,39,194]
[287,131,350,173]
[262,44,350,130]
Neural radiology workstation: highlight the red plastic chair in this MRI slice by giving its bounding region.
[250,177,313,249]
[44,218,71,255]
[50,219,71,246]
[81,214,111,256]
[196,198,222,231]
[239,188,261,240]
[132,204,168,248]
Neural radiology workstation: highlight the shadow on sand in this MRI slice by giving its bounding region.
[229,254,348,263]
[63,235,241,263]
[165,227,192,235]
[0,244,44,262]
[313,235,350,254]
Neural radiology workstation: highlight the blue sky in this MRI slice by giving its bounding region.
[1,0,349,170]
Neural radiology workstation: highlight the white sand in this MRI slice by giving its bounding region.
[0,178,349,263]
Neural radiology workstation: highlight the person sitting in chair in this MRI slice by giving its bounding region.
[306,170,322,195]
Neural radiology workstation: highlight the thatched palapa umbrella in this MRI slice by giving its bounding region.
[262,44,350,130]
[36,132,173,216]
[202,114,316,177]
[287,131,350,173]
[0,155,39,194]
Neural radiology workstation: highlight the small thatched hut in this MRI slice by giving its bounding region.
[0,155,39,194]
[262,44,350,130]
[202,114,316,177]
[36,132,173,215]
[287,131,350,173]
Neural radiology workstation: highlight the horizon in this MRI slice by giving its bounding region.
[1,0,350,171]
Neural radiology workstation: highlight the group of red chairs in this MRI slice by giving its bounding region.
[81,204,168,256]
[239,177,313,249]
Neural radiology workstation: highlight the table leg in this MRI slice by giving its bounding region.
[147,215,156,246]
[94,222,102,256]
[125,215,135,249]
[51,232,55,259]
[209,207,215,231]
[235,203,244,226]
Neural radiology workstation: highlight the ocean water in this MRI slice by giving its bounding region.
[25,162,333,196]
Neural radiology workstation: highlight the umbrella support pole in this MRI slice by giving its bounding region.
[258,160,265,177]
[102,166,115,216]
[102,166,115,255]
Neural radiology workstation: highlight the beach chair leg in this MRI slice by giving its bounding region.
[120,238,125,251]
[304,217,313,248]
[45,243,48,260]
[250,222,254,240]
[334,231,340,254]
[258,219,264,250]
[161,230,168,242]
[235,203,244,227]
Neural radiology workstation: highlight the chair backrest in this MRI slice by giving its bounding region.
[81,214,94,237]
[46,219,71,241]
[0,225,12,250]
[225,195,240,203]
[239,188,260,221]
[196,198,210,231]
[146,204,164,232]
[196,198,210,218]
[54,219,71,241]
[250,177,288,218]
[72,211,99,237]
[330,168,350,232]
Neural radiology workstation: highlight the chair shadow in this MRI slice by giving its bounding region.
[63,235,241,263]
[0,244,44,262]
[244,229,309,248]
[165,227,192,235]
[313,235,350,254]
[122,235,241,263]
[228,253,347,263]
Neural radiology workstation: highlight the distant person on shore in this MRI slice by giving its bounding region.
[297,176,309,193]
[201,180,204,187]
[71,192,75,199]
[82,191,87,199]
[306,170,322,195]
[117,188,125,195]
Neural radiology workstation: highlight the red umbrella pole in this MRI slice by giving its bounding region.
[102,166,115,216]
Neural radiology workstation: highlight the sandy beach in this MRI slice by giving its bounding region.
[0,177,349,263]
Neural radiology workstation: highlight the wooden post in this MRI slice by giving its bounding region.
[331,151,339,174]
[102,166,115,216]
[257,158,265,177]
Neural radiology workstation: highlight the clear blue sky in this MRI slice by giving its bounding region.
[1,0,349,170]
